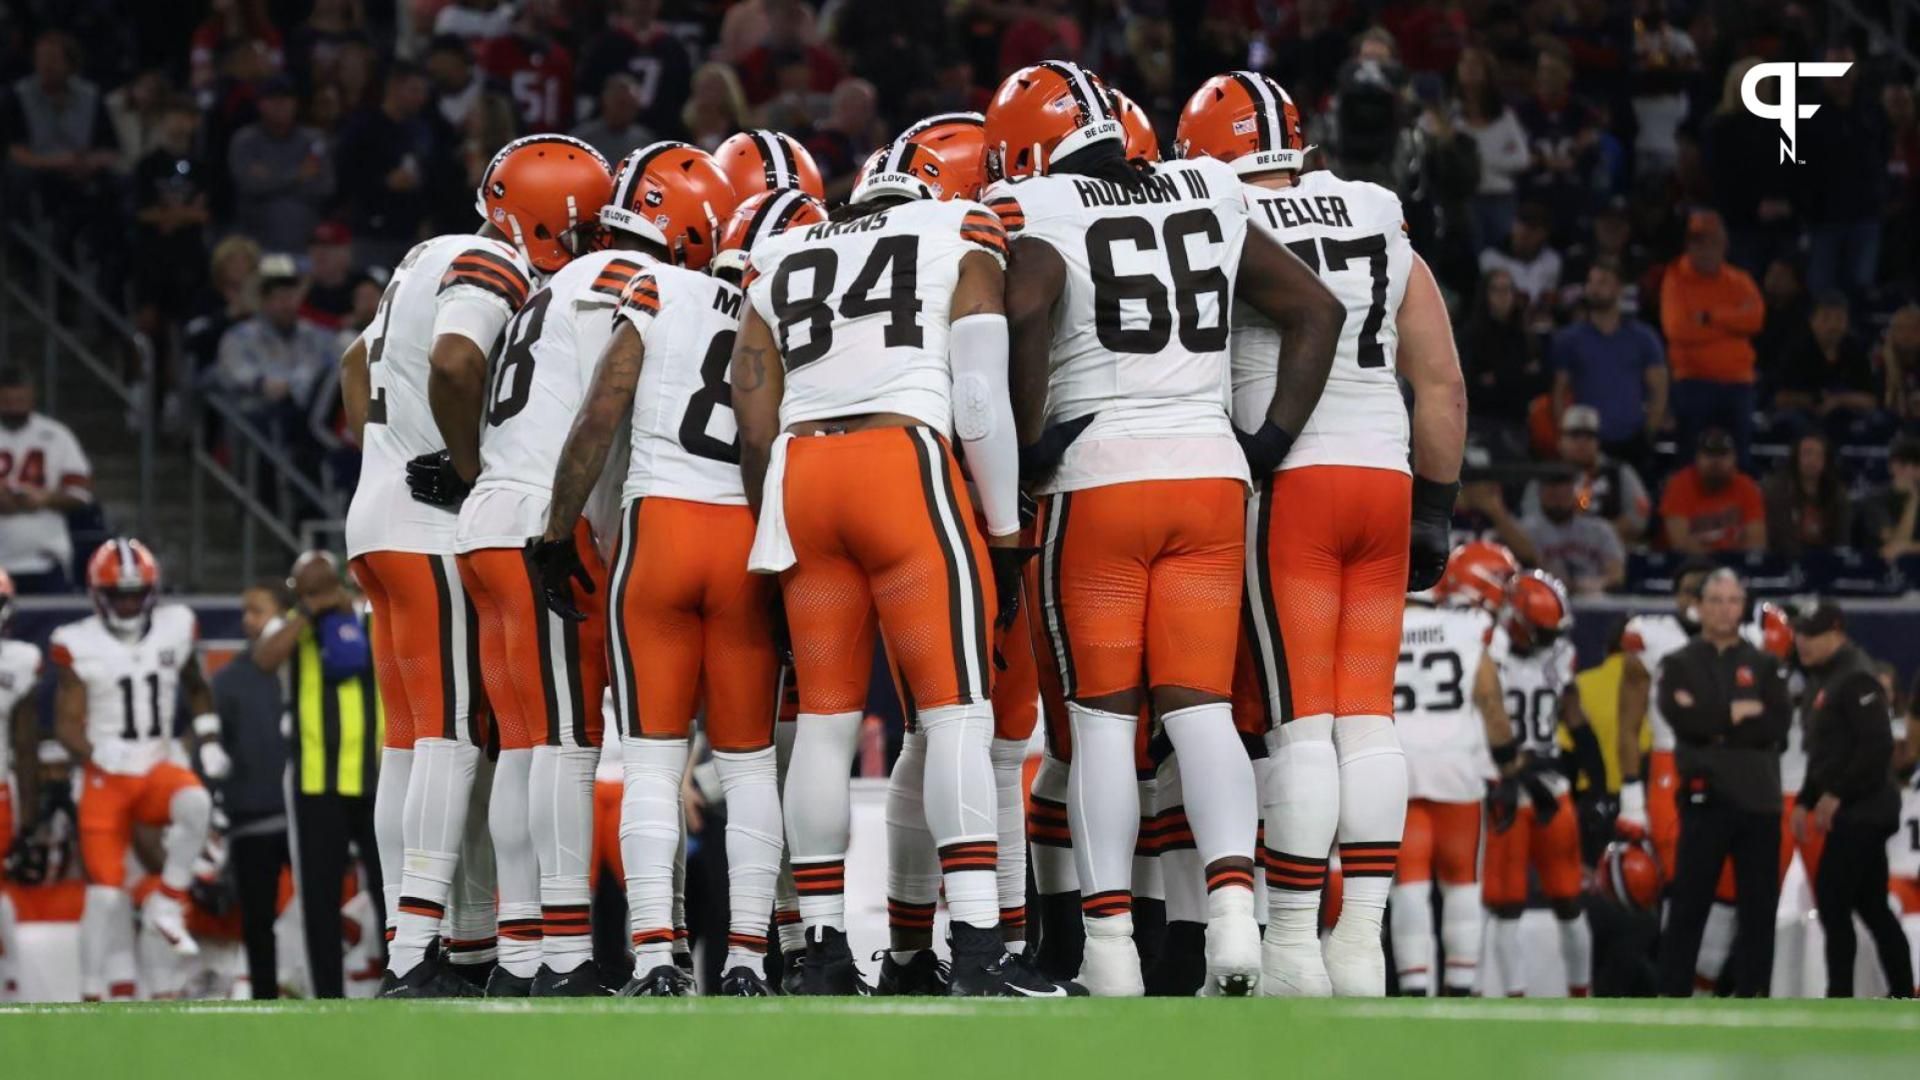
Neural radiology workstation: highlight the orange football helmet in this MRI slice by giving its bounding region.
[1503,570,1572,650]
[713,129,826,201]
[983,61,1125,182]
[713,188,828,278]
[1755,601,1793,660]
[1108,87,1160,162]
[900,112,985,200]
[88,538,161,636]
[851,138,949,206]
[1595,826,1663,912]
[1174,70,1311,177]
[1435,540,1518,611]
[601,142,740,272]
[475,134,614,273]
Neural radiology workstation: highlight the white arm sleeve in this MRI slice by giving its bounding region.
[949,313,1020,537]
[432,285,516,354]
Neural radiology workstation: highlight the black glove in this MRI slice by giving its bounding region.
[988,544,1039,631]
[527,536,595,622]
[1235,419,1296,476]
[1408,475,1460,591]
[1486,776,1520,834]
[405,450,475,508]
[1019,414,1096,489]
[1518,766,1560,824]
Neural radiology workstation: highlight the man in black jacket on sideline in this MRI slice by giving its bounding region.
[1789,599,1915,998]
[1654,569,1792,997]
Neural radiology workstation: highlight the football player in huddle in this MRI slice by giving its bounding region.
[1175,70,1468,997]
[342,133,613,996]
[731,118,1076,995]
[1481,571,1604,997]
[985,60,1342,996]
[55,540,217,1000]
[1389,541,1516,996]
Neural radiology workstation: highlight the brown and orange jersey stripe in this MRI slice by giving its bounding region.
[590,257,647,301]
[439,248,531,309]
[987,196,1025,235]
[960,209,1008,262]
[619,273,662,319]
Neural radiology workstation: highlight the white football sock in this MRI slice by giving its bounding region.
[392,737,479,975]
[1439,883,1483,993]
[1067,704,1139,924]
[80,885,126,999]
[446,753,497,967]
[1327,714,1405,996]
[1491,915,1524,996]
[1558,911,1592,995]
[1696,901,1736,992]
[885,731,939,947]
[161,785,213,892]
[1153,757,1205,925]
[534,745,599,971]
[990,736,1030,937]
[713,746,782,973]
[489,748,541,976]
[374,747,413,941]
[1390,881,1434,994]
[1028,751,1077,895]
[620,736,687,966]
[1134,775,1163,903]
[1161,704,1258,869]
[920,703,1000,930]
[1252,755,1274,927]
[785,711,861,933]
[1263,714,1337,945]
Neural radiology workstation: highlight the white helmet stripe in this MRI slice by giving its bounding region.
[750,130,792,189]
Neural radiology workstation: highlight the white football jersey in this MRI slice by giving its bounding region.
[346,234,532,559]
[0,639,41,784]
[0,413,92,575]
[616,261,752,506]
[982,157,1250,495]
[1232,171,1412,474]
[51,605,197,777]
[1890,772,1920,879]
[1395,598,1494,803]
[457,249,642,551]
[745,198,1005,434]
[1488,626,1577,792]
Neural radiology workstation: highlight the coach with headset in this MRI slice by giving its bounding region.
[1653,568,1791,997]
[253,551,384,998]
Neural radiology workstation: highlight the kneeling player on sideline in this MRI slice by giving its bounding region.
[1176,70,1467,996]
[1480,571,1605,997]
[1390,541,1516,995]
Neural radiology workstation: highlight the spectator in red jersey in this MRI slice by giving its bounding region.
[577,0,693,142]
[736,0,843,108]
[478,0,575,131]
[1659,428,1766,553]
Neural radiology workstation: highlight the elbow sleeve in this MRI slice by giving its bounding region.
[950,314,1020,537]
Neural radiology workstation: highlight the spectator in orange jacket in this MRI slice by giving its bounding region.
[1662,210,1765,462]
[1659,427,1767,553]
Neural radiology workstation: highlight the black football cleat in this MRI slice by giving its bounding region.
[450,960,495,991]
[485,966,535,998]
[719,966,772,997]
[378,957,484,999]
[874,949,951,996]
[948,922,1086,998]
[532,962,609,997]
[779,952,806,996]
[797,927,871,996]
[1144,921,1206,997]
[1032,892,1085,983]
[618,963,696,997]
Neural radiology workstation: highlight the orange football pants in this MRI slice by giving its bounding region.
[351,550,488,749]
[1398,799,1483,886]
[1234,465,1411,736]
[781,427,993,715]
[1483,792,1582,906]
[457,518,607,751]
[607,497,779,751]
[78,762,202,888]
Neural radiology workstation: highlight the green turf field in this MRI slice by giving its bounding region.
[6,997,1918,1079]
